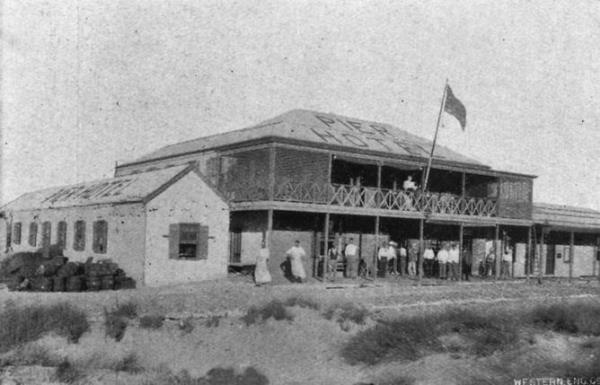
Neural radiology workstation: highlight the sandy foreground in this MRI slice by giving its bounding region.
[1,277,600,385]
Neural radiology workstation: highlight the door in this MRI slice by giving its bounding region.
[545,244,555,275]
[230,230,242,264]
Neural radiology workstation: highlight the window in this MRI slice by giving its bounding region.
[5,222,12,251]
[73,220,86,251]
[29,223,38,247]
[57,221,67,249]
[169,223,208,260]
[42,221,51,249]
[13,223,21,245]
[93,220,108,254]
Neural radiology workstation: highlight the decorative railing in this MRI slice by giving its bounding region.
[227,181,497,217]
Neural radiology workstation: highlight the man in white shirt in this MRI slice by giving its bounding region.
[423,244,435,278]
[388,241,398,275]
[344,238,359,279]
[398,243,407,276]
[448,243,460,281]
[403,175,418,192]
[377,240,389,277]
[437,243,449,279]
[501,246,513,279]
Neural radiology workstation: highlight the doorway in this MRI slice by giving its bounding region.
[545,244,555,275]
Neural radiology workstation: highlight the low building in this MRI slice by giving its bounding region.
[1,109,598,285]
[0,164,229,286]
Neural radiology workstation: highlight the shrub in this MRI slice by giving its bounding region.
[112,352,143,374]
[1,344,60,367]
[142,366,269,385]
[283,296,320,310]
[205,315,220,328]
[104,312,128,342]
[0,303,89,352]
[530,302,600,335]
[140,314,165,329]
[110,301,138,319]
[53,360,83,384]
[323,302,370,328]
[242,300,293,326]
[341,308,519,365]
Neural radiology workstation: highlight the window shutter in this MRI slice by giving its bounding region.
[197,225,209,259]
[169,224,180,259]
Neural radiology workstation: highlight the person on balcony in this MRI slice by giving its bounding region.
[501,246,513,279]
[388,241,398,275]
[286,240,307,283]
[254,239,272,286]
[437,243,449,279]
[398,242,408,276]
[403,175,418,192]
[448,243,460,281]
[423,243,435,277]
[344,238,359,279]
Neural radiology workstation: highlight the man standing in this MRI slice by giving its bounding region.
[327,244,338,282]
[388,241,398,275]
[344,238,359,279]
[448,243,460,281]
[286,240,307,283]
[377,240,389,278]
[398,242,408,276]
[502,246,513,279]
[437,243,449,279]
[423,243,435,278]
[407,241,418,277]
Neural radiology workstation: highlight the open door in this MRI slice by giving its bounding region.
[230,230,242,264]
[545,244,555,275]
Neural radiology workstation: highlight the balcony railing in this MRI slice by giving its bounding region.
[226,181,497,217]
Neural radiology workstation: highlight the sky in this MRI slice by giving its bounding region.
[2,0,600,210]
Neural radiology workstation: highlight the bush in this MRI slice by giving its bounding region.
[241,300,293,326]
[283,296,320,310]
[0,303,89,352]
[140,314,165,329]
[205,315,220,328]
[341,308,519,365]
[53,360,83,384]
[1,344,60,367]
[110,301,138,319]
[530,303,600,335]
[105,312,129,342]
[323,302,370,328]
[142,366,269,385]
[112,352,143,374]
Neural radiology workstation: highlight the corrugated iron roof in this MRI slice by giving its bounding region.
[126,109,487,168]
[533,203,600,230]
[2,165,191,211]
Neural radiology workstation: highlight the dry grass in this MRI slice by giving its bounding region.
[283,296,321,310]
[53,360,83,384]
[142,366,269,385]
[323,302,370,331]
[0,302,89,352]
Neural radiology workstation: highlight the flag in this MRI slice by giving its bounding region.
[444,85,466,130]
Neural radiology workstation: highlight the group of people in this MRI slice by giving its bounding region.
[253,236,515,285]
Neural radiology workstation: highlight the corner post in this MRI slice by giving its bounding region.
[494,225,500,280]
[458,223,464,281]
[569,231,574,283]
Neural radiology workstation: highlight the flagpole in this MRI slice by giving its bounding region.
[422,79,449,192]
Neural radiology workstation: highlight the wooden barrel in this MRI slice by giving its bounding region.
[53,277,65,292]
[100,275,114,290]
[86,276,101,291]
[66,276,83,292]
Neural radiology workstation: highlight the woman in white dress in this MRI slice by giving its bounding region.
[254,239,272,286]
[286,240,307,283]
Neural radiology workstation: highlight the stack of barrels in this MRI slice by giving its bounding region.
[2,252,135,292]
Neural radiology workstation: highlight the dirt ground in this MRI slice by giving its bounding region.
[1,276,600,385]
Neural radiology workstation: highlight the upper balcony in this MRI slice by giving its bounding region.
[225,180,497,217]
[216,146,533,221]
